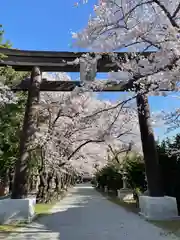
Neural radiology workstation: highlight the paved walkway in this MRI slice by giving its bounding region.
[4,184,179,240]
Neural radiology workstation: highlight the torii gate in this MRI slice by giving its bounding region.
[0,48,163,199]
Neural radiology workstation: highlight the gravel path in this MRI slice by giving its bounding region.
[4,184,179,239]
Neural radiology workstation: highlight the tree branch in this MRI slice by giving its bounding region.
[67,139,104,161]
[172,2,180,19]
[153,0,179,28]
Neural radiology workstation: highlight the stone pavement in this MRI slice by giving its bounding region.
[2,184,179,240]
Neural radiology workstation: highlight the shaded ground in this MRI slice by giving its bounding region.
[2,184,179,239]
[101,190,180,238]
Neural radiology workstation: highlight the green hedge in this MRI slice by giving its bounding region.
[95,152,146,194]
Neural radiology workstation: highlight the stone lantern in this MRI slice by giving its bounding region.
[117,167,133,201]
[122,170,128,189]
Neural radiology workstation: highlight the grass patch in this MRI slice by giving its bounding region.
[0,224,22,232]
[35,203,54,215]
[0,202,55,233]
[0,220,27,233]
[150,220,180,237]
[34,202,56,220]
[0,189,69,233]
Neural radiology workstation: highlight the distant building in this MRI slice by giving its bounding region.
[82,172,92,182]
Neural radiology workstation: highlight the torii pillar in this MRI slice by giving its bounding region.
[11,67,42,199]
[136,93,178,220]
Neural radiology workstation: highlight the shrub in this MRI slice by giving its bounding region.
[95,152,146,193]
[95,164,123,192]
[125,153,146,192]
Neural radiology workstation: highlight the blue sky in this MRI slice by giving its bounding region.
[1,0,180,140]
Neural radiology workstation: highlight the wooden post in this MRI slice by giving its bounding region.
[136,93,164,197]
[11,67,42,199]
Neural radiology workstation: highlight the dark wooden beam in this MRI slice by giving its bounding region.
[12,78,133,92]
[12,78,170,92]
[0,48,153,72]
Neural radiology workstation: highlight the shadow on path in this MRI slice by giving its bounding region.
[4,184,179,240]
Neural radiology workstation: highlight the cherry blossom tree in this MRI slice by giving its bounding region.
[70,0,180,196]
[29,71,140,201]
[38,72,139,170]
[73,0,180,94]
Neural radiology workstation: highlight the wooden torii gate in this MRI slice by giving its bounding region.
[0,48,163,198]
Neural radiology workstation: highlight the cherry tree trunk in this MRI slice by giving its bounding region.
[61,173,66,189]
[0,170,9,196]
[36,171,47,203]
[136,93,164,197]
[66,174,70,187]
[8,169,14,193]
[11,67,42,199]
[46,171,55,202]
[55,172,61,194]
